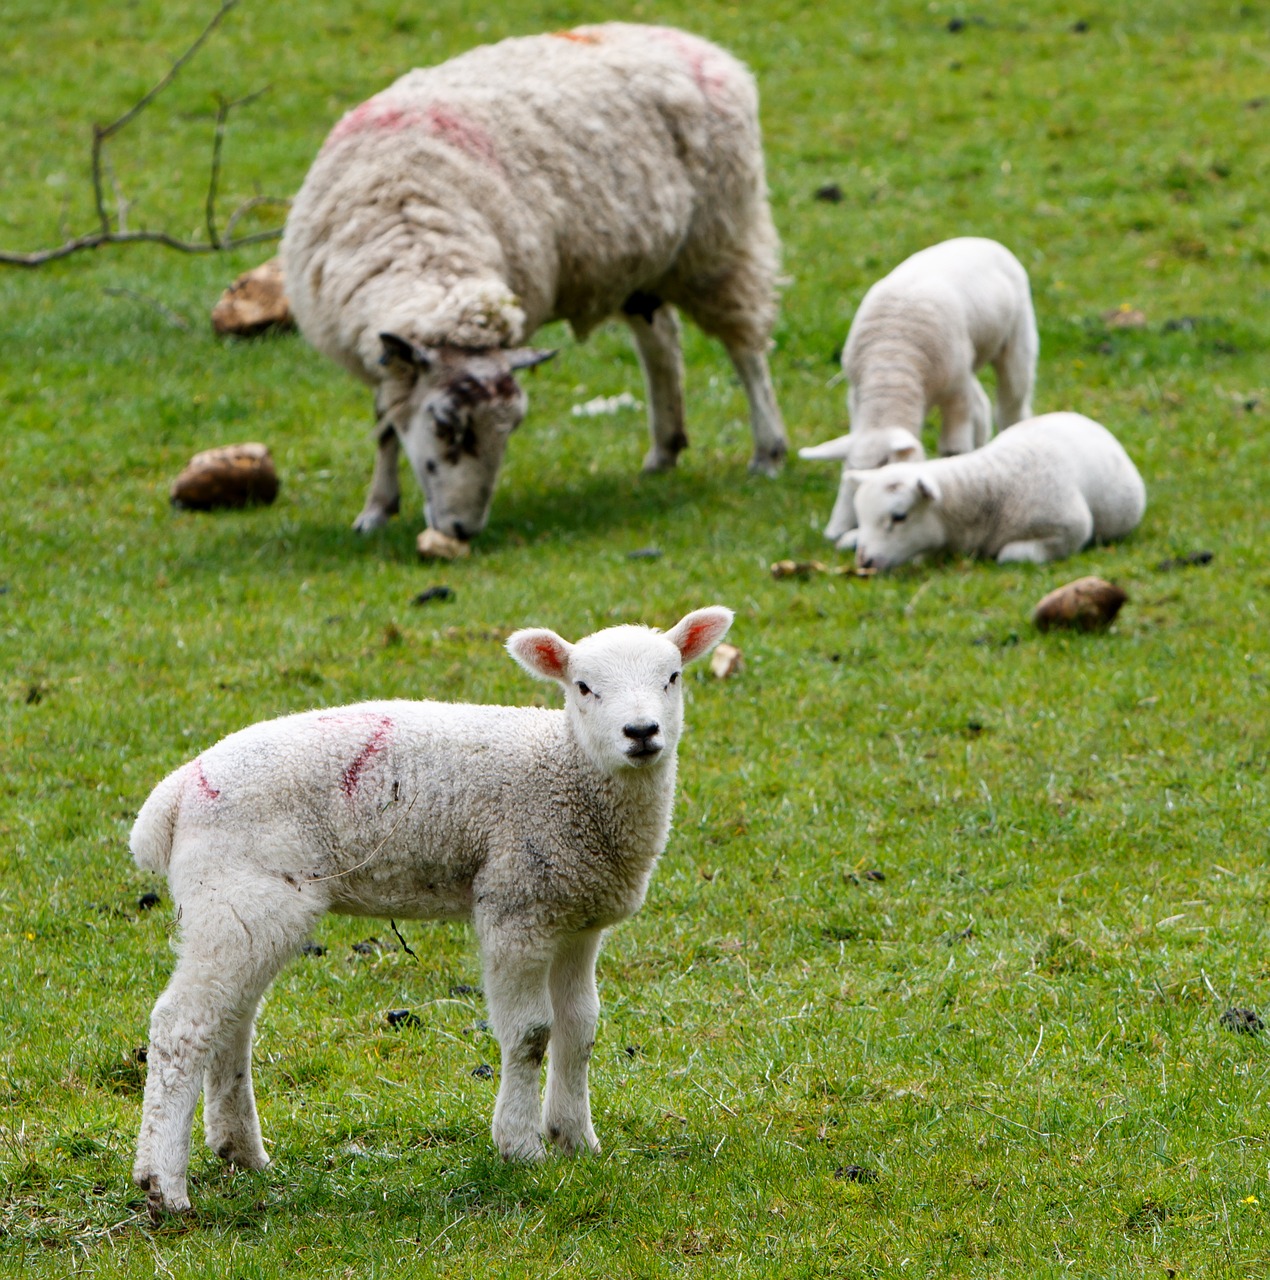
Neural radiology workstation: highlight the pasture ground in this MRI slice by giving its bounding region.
[1,0,1267,1275]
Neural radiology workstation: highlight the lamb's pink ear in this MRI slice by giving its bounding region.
[665,606,734,664]
[506,628,573,683]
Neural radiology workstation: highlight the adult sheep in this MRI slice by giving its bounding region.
[129,606,733,1218]
[282,24,788,543]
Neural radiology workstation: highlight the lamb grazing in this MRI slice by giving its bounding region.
[282,23,787,543]
[129,606,733,1219]
[847,413,1145,571]
[799,237,1039,548]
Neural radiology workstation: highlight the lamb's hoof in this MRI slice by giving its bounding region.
[496,1135,548,1162]
[137,1174,191,1222]
[353,508,391,534]
[211,1139,271,1170]
[547,1126,601,1156]
[748,448,786,478]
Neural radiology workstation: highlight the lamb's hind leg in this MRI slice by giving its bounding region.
[622,295,688,473]
[937,377,994,455]
[134,883,317,1218]
[543,930,603,1155]
[203,998,270,1171]
[993,326,1038,428]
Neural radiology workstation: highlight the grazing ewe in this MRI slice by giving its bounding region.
[282,23,787,542]
[848,413,1145,571]
[800,237,1039,547]
[130,606,734,1219]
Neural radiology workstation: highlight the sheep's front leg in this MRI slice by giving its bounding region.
[482,940,554,1161]
[353,416,402,533]
[622,299,688,473]
[727,346,788,476]
[543,930,603,1155]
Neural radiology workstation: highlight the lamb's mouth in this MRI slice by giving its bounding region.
[625,743,663,762]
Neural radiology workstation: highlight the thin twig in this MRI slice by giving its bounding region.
[304,792,419,885]
[223,193,291,240]
[390,918,419,960]
[207,86,270,247]
[103,286,191,330]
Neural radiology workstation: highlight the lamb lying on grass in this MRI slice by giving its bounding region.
[129,606,733,1218]
[800,237,1038,548]
[848,413,1145,571]
[282,23,787,543]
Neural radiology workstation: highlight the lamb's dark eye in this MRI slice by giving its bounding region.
[576,681,592,697]
[892,511,908,523]
[668,671,681,687]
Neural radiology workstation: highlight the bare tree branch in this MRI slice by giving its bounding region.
[103,287,192,331]
[0,0,289,268]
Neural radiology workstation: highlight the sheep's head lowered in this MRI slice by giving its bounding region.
[379,335,556,541]
[506,607,734,775]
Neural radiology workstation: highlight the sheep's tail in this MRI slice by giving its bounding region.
[130,766,187,874]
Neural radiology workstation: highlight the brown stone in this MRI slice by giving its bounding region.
[1101,305,1147,330]
[1032,576,1128,632]
[170,442,279,510]
[211,257,294,336]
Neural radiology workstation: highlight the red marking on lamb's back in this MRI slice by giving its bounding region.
[191,760,220,801]
[551,29,602,43]
[324,93,501,171]
[322,714,396,798]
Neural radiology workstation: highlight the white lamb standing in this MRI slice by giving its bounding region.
[129,606,733,1219]
[848,412,1145,571]
[799,237,1039,548]
[282,23,787,543]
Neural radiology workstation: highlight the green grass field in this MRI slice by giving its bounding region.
[1,0,1267,1274]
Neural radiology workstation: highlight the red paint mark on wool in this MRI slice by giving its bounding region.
[551,29,602,43]
[422,103,501,170]
[191,760,220,801]
[324,94,501,171]
[647,27,732,105]
[337,715,395,798]
[326,96,424,146]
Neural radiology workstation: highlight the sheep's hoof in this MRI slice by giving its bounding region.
[641,448,680,473]
[353,508,391,534]
[748,448,786,478]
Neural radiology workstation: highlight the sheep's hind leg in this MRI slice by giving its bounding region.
[936,378,994,455]
[622,295,688,473]
[728,346,788,476]
[543,930,603,1155]
[993,330,1037,428]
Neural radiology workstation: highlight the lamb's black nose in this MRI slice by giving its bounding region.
[623,721,660,744]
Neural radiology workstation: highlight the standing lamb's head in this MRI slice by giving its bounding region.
[850,465,946,572]
[506,607,734,775]
[379,335,557,541]
[799,428,925,545]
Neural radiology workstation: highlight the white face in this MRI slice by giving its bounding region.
[563,631,686,773]
[852,469,946,571]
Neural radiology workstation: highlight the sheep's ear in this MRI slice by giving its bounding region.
[506,347,558,371]
[843,470,867,494]
[916,474,941,504]
[798,434,854,463]
[884,427,923,464]
[379,333,437,371]
[506,628,573,682]
[666,606,734,664]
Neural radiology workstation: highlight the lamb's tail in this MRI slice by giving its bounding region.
[129,766,187,874]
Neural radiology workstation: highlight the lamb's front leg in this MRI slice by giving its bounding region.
[543,930,603,1155]
[482,938,554,1161]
